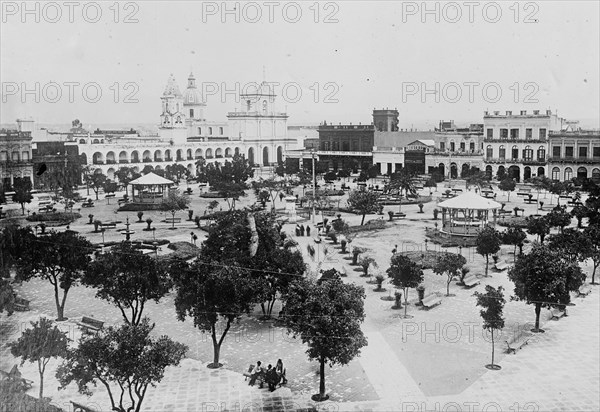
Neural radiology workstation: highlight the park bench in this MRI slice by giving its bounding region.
[421,294,442,309]
[482,191,495,198]
[577,284,592,298]
[524,197,537,204]
[100,222,117,229]
[550,307,566,320]
[513,207,524,216]
[71,401,98,412]
[0,365,33,391]
[505,332,530,354]
[517,189,531,197]
[14,296,30,311]
[165,217,182,224]
[462,274,480,288]
[105,193,116,198]
[388,212,406,220]
[558,194,571,199]
[323,210,337,217]
[77,316,104,332]
[81,200,94,208]
[495,260,510,271]
[442,191,455,198]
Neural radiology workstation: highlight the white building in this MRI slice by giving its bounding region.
[73,73,300,180]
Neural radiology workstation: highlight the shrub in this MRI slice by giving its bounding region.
[331,218,348,233]
[137,211,144,222]
[433,208,439,220]
[328,233,338,244]
[26,212,81,225]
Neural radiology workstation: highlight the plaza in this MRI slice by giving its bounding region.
[1,175,599,411]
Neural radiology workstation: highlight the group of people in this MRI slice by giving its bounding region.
[295,224,311,237]
[247,359,287,392]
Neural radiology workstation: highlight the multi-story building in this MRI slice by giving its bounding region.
[426,121,484,178]
[31,141,82,189]
[316,122,375,171]
[548,125,600,183]
[483,110,565,182]
[0,119,34,191]
[64,73,299,181]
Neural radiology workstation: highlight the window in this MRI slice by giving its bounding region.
[499,145,506,159]
[0,151,7,161]
[594,147,600,158]
[500,129,508,139]
[190,109,194,118]
[539,128,547,139]
[512,146,519,160]
[553,146,561,157]
[323,142,330,150]
[198,127,202,135]
[450,141,455,151]
[510,129,519,139]
[22,151,29,161]
[343,141,350,151]
[526,128,532,139]
[262,100,267,113]
[579,147,588,158]
[12,152,19,161]
[486,145,493,158]
[246,100,251,111]
[352,140,359,151]
[523,146,533,160]
[565,146,574,158]
[552,167,560,180]
[537,146,546,161]
[469,141,475,152]
[460,142,465,152]
[209,127,213,135]
[219,127,224,135]
[487,129,493,138]
[564,167,573,180]
[440,142,446,151]
[332,141,339,151]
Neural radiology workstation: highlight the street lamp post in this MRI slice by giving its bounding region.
[311,149,316,223]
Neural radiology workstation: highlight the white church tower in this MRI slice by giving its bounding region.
[159,74,188,144]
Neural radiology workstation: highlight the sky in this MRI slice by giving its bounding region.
[1,0,599,130]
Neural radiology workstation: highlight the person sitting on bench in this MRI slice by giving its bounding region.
[266,364,280,392]
[275,359,287,385]
[248,361,264,386]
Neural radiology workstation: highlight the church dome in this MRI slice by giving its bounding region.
[163,74,183,97]
[183,72,205,106]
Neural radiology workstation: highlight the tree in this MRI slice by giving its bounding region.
[56,318,187,412]
[347,190,380,225]
[433,253,466,296]
[496,167,507,181]
[508,244,585,332]
[359,256,377,277]
[251,178,284,211]
[196,210,306,319]
[476,226,502,276]
[15,230,92,320]
[583,224,600,284]
[165,163,190,183]
[82,242,172,325]
[570,204,590,229]
[502,225,527,261]
[546,206,572,233]
[547,228,589,264]
[466,171,489,192]
[473,286,505,370]
[387,254,424,317]
[388,170,417,208]
[283,277,367,401]
[102,180,118,195]
[0,278,16,316]
[11,178,33,215]
[10,317,69,399]
[88,170,107,200]
[526,216,550,243]
[197,154,254,210]
[584,185,600,225]
[115,167,141,196]
[162,189,191,228]
[172,263,260,368]
[498,178,516,201]
[324,171,337,182]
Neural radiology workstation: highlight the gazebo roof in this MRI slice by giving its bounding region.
[438,191,502,210]
[130,172,174,186]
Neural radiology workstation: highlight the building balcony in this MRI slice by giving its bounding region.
[93,161,104,165]
[548,156,600,164]
[119,160,129,164]
[485,157,546,165]
[483,138,546,143]
[143,158,152,163]
[106,160,117,164]
[165,158,173,162]
[154,158,163,162]
[432,151,483,157]
[317,150,372,157]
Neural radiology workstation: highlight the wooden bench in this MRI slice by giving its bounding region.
[524,198,537,204]
[105,193,116,198]
[81,201,94,208]
[495,260,510,271]
[421,294,442,309]
[389,212,406,220]
[517,190,531,197]
[100,222,117,229]
[77,316,104,332]
[550,308,566,320]
[463,274,480,288]
[71,401,98,412]
[165,217,182,224]
[14,297,30,311]
[577,284,592,298]
[505,332,530,354]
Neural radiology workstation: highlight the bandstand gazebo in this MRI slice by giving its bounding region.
[129,173,174,206]
[438,192,501,236]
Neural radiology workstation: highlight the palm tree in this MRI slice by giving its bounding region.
[388,170,416,212]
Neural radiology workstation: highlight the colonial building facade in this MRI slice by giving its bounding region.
[71,73,299,181]
[548,127,600,182]
[0,119,34,191]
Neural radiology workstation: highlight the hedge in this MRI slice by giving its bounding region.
[26,212,81,225]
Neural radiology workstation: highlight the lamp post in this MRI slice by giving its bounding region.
[311,149,316,223]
